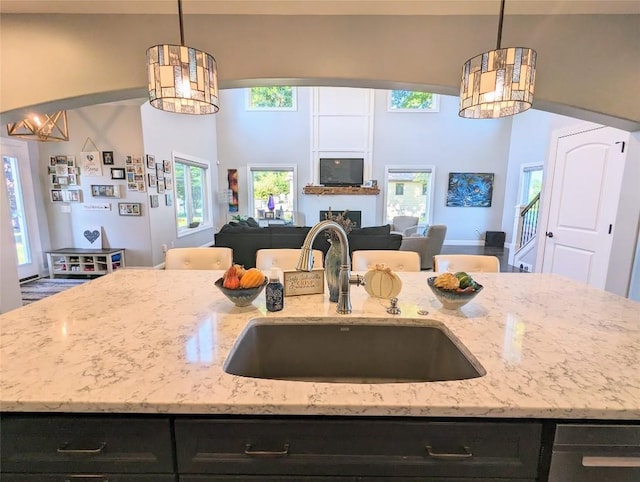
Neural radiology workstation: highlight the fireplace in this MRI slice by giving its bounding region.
[319,210,362,228]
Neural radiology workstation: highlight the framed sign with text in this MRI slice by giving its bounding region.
[282,269,324,297]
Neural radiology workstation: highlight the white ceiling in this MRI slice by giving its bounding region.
[2,0,639,15]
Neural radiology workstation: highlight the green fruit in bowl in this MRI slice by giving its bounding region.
[454,271,475,289]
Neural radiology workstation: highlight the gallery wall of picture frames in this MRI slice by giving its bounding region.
[45,151,174,218]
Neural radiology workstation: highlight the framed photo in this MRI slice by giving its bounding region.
[68,174,78,186]
[65,190,82,202]
[157,179,165,194]
[111,168,126,180]
[156,163,164,179]
[102,151,114,165]
[150,194,159,208]
[446,172,494,207]
[118,202,142,216]
[163,159,172,173]
[91,184,119,198]
[148,173,157,187]
[50,189,64,202]
[165,193,173,206]
[164,176,173,190]
[146,154,155,169]
[363,180,373,188]
[264,211,275,219]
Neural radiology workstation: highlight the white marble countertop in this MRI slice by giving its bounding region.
[1,269,639,419]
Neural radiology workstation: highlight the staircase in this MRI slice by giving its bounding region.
[509,193,540,271]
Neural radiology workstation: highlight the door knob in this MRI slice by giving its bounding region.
[545,232,554,238]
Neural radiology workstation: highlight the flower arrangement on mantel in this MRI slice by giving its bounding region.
[324,208,355,242]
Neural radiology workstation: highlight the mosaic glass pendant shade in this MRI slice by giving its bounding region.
[6,111,69,141]
[147,44,219,115]
[459,0,537,119]
[459,47,536,119]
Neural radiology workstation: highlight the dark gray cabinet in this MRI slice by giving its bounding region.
[0,413,549,480]
[548,424,640,482]
[0,415,174,480]
[175,418,542,480]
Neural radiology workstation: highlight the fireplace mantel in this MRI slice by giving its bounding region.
[303,186,380,195]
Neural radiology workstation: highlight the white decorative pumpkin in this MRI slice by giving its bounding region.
[364,265,402,299]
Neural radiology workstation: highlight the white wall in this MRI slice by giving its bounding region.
[216,88,515,241]
[140,102,219,266]
[37,104,150,266]
[216,88,312,226]
[3,13,639,131]
[607,131,640,297]
[373,92,512,242]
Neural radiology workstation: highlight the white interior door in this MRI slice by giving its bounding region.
[540,127,626,288]
[1,138,43,280]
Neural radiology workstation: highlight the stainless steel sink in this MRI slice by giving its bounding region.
[223,318,485,383]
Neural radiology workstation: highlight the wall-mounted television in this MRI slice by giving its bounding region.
[319,158,364,187]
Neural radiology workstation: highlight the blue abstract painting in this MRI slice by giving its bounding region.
[446,172,494,207]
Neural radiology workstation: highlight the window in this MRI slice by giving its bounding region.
[384,166,435,226]
[174,155,211,235]
[2,155,30,264]
[387,90,439,112]
[246,87,297,111]
[247,166,297,223]
[520,164,543,205]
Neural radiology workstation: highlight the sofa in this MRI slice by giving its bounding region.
[214,222,402,268]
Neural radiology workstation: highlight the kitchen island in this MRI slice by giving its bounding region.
[1,269,639,480]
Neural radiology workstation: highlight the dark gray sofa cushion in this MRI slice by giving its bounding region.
[214,223,401,268]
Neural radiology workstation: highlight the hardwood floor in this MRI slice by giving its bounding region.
[439,245,520,273]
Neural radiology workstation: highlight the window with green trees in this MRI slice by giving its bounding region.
[247,87,297,110]
[248,166,296,223]
[174,156,211,233]
[388,90,439,111]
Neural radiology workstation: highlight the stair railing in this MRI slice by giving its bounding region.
[519,192,540,248]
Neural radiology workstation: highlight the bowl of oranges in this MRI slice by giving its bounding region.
[215,265,267,307]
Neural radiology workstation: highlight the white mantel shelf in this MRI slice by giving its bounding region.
[303,186,380,195]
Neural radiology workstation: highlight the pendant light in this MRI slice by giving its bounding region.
[459,0,536,119]
[146,0,219,114]
[6,111,69,142]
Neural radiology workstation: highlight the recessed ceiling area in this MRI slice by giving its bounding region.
[1,0,639,15]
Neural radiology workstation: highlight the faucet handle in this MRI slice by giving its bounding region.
[349,274,365,286]
[387,297,401,315]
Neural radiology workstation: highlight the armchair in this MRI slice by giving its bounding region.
[390,216,419,236]
[399,224,447,270]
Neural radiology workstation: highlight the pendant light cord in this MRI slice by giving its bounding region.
[496,0,506,50]
[178,0,185,46]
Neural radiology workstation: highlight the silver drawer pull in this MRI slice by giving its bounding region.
[64,477,109,481]
[244,443,290,458]
[582,456,640,468]
[57,441,107,455]
[426,445,473,461]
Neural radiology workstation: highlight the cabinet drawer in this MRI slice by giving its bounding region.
[549,424,640,482]
[0,415,173,474]
[175,418,541,478]
[1,475,176,482]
